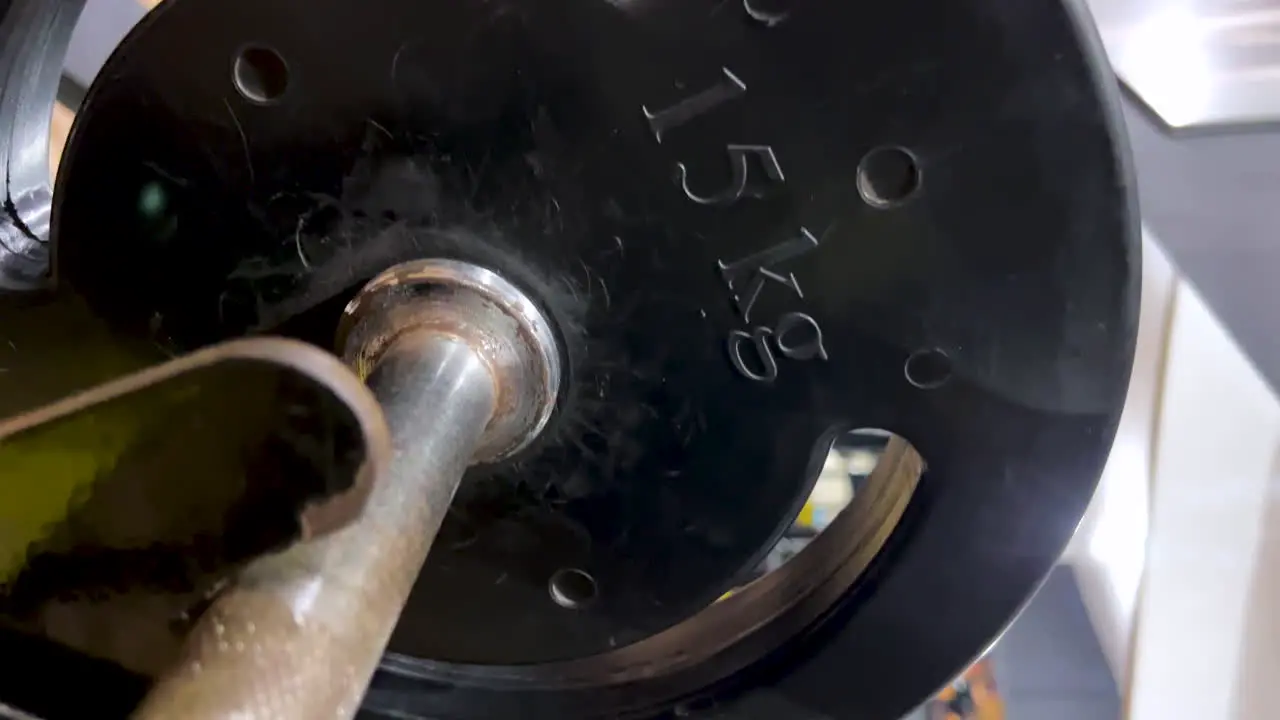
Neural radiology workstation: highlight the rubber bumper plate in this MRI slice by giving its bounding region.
[7,0,1138,717]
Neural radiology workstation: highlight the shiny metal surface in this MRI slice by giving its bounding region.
[137,261,562,719]
[0,0,84,289]
[341,259,562,461]
[136,333,498,720]
[1092,0,1280,130]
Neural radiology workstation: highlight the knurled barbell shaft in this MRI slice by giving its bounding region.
[133,260,561,719]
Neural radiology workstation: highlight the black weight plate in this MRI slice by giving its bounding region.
[49,0,1137,715]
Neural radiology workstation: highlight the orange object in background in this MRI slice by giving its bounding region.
[929,659,1004,720]
[49,103,74,178]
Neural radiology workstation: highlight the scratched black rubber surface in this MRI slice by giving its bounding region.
[45,0,1136,717]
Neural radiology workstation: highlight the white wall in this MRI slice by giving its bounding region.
[1064,230,1175,687]
[1065,229,1280,718]
[1129,260,1280,719]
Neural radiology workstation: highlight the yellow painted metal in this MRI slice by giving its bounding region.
[0,292,164,583]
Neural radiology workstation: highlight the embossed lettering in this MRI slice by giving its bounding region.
[774,312,828,361]
[744,0,789,27]
[679,144,785,206]
[727,314,828,382]
[728,327,778,382]
[643,68,747,143]
[717,228,819,322]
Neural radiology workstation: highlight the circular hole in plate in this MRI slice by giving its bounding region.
[549,568,597,609]
[233,46,290,104]
[857,146,920,207]
[905,348,953,389]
